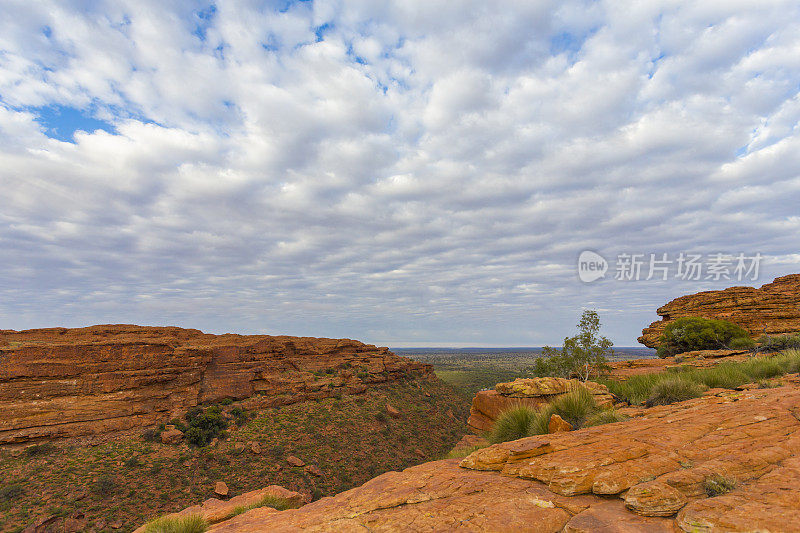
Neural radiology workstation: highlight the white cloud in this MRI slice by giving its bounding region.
[1,0,799,345]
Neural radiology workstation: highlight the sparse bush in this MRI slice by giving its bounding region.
[374,412,388,423]
[185,405,228,447]
[703,474,736,497]
[489,405,539,444]
[124,456,142,468]
[646,378,705,406]
[535,310,613,380]
[656,317,751,358]
[25,442,55,456]
[142,428,160,442]
[758,333,800,353]
[0,484,23,502]
[548,387,598,428]
[220,398,234,406]
[584,409,628,427]
[143,513,208,533]
[93,474,115,496]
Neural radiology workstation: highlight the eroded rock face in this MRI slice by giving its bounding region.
[460,384,800,531]
[639,273,800,348]
[134,383,800,531]
[0,325,432,445]
[467,378,614,433]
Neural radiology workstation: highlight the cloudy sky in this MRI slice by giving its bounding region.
[1,1,799,347]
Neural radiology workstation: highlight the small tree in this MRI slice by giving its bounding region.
[536,310,613,381]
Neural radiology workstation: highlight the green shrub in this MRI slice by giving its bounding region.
[656,317,751,358]
[646,378,705,406]
[124,456,142,468]
[703,475,736,497]
[142,428,160,442]
[25,442,55,456]
[547,387,598,428]
[185,406,228,447]
[535,310,613,380]
[93,474,115,496]
[143,514,208,533]
[0,484,23,502]
[758,333,800,352]
[728,337,756,350]
[489,405,539,444]
[584,410,628,427]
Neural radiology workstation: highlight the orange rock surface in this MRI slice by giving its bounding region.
[467,378,613,433]
[137,382,800,531]
[0,325,432,445]
[639,273,800,348]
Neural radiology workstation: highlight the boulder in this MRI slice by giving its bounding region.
[214,481,229,497]
[547,413,573,433]
[624,481,687,516]
[286,455,305,467]
[639,273,800,348]
[386,404,401,418]
[160,426,183,445]
[249,441,261,455]
[133,485,307,533]
[304,464,323,477]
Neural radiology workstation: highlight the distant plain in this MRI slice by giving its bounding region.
[395,347,657,398]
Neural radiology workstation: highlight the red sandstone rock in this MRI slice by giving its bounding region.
[133,485,306,533]
[386,404,401,418]
[160,426,183,445]
[548,413,573,433]
[214,481,229,497]
[624,480,687,516]
[0,325,433,445]
[639,274,800,348]
[467,378,613,433]
[286,455,305,467]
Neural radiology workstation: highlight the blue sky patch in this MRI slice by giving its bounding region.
[32,105,116,142]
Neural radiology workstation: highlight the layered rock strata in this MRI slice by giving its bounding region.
[639,273,800,348]
[0,325,431,445]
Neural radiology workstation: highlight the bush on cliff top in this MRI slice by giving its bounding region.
[656,317,752,358]
[489,388,622,443]
[534,310,613,381]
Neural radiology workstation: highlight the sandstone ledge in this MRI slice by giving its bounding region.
[0,325,432,445]
[639,273,800,348]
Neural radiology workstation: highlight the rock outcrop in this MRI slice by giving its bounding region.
[0,325,432,445]
[200,383,800,531]
[132,485,307,533]
[467,378,614,433]
[639,273,800,348]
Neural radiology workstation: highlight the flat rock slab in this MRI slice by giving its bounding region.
[200,459,672,532]
[461,385,800,530]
